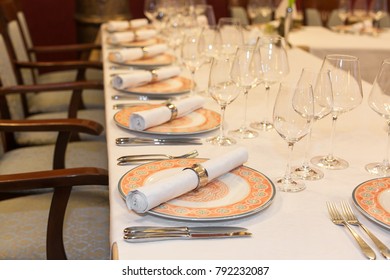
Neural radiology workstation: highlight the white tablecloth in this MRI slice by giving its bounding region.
[289,26,390,83]
[102,26,390,260]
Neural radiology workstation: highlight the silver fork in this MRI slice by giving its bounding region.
[326,201,376,260]
[340,200,390,259]
[117,150,199,165]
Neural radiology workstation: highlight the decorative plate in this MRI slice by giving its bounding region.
[352,177,390,230]
[108,53,175,69]
[114,104,220,135]
[118,158,276,221]
[113,76,193,96]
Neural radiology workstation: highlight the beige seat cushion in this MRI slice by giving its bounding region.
[15,109,106,146]
[0,187,109,260]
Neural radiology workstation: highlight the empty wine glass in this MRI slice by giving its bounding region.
[217,17,244,55]
[365,59,390,176]
[368,0,388,27]
[311,54,363,170]
[181,30,206,95]
[229,44,262,139]
[273,82,314,192]
[250,35,289,131]
[291,68,333,180]
[207,55,242,146]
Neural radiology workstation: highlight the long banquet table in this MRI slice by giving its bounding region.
[288,26,390,84]
[102,25,390,260]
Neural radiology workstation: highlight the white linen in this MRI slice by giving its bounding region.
[129,18,149,29]
[108,44,168,63]
[108,29,157,44]
[125,147,249,213]
[111,65,181,89]
[129,95,206,130]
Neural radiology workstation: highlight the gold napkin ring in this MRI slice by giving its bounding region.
[151,70,158,82]
[141,47,149,57]
[165,102,178,120]
[184,163,208,190]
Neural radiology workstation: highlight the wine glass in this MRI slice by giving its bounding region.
[291,68,333,180]
[311,54,363,170]
[273,82,314,192]
[228,45,262,139]
[144,0,163,29]
[181,30,206,95]
[337,0,351,24]
[368,0,388,27]
[207,55,242,146]
[365,59,390,176]
[217,17,244,55]
[250,35,290,131]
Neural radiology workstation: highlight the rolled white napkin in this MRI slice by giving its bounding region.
[109,44,168,63]
[111,65,181,89]
[129,95,206,130]
[126,147,249,213]
[108,29,157,44]
[107,18,149,32]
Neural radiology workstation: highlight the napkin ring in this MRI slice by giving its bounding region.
[150,70,158,82]
[165,102,178,120]
[184,163,209,190]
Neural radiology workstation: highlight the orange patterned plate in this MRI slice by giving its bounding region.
[114,104,220,135]
[118,158,276,221]
[113,76,193,96]
[108,53,176,69]
[353,177,390,230]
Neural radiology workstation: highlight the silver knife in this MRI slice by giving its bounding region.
[123,226,248,234]
[112,94,172,101]
[116,137,203,146]
[123,227,251,242]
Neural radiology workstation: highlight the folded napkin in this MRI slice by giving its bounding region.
[111,65,181,89]
[130,95,206,130]
[126,147,249,213]
[109,44,168,63]
[107,18,149,32]
[108,29,157,44]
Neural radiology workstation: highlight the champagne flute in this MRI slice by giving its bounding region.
[217,17,244,56]
[273,82,314,192]
[365,59,390,176]
[181,30,206,95]
[228,44,262,139]
[250,35,290,131]
[311,54,363,170]
[291,68,333,180]
[207,55,242,146]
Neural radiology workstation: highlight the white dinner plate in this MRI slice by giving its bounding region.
[118,158,276,221]
[113,76,193,97]
[352,177,390,230]
[113,104,220,135]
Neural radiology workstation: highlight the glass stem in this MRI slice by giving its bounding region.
[190,70,197,95]
[264,84,271,123]
[220,105,227,139]
[326,114,338,161]
[284,142,294,181]
[301,127,312,170]
[241,89,249,130]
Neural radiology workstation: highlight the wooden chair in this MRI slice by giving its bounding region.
[0,22,106,146]
[0,116,109,259]
[0,0,104,115]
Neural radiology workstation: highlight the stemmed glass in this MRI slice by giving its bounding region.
[311,54,363,170]
[368,0,388,27]
[365,59,390,176]
[207,55,242,146]
[291,68,333,180]
[273,83,314,192]
[228,45,262,139]
[181,30,206,95]
[337,0,351,24]
[250,35,289,131]
[217,17,244,56]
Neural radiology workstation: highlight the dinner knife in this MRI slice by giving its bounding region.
[123,226,248,234]
[112,94,172,101]
[115,137,203,146]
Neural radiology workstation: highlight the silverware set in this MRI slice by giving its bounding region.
[123,226,252,242]
[117,150,199,165]
[116,137,202,146]
[326,201,390,260]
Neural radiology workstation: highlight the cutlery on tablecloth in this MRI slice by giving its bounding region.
[112,95,172,101]
[123,226,251,242]
[340,200,390,260]
[326,201,376,260]
[115,137,203,146]
[112,103,150,109]
[117,150,198,165]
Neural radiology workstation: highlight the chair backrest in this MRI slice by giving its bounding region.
[304,8,323,26]
[229,6,250,25]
